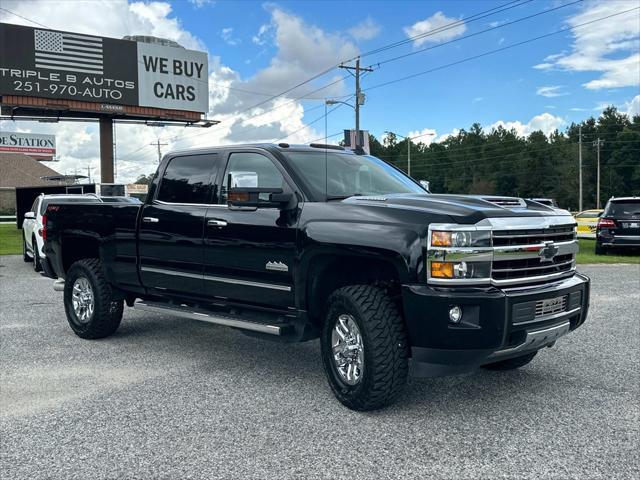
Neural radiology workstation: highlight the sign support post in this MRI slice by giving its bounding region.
[99,117,114,183]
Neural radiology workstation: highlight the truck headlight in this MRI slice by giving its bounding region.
[430,230,491,248]
[430,261,491,279]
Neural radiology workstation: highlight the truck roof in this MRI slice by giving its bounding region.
[166,143,354,158]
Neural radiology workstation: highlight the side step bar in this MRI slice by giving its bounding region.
[134,300,290,336]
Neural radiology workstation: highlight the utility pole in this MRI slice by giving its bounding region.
[578,125,582,212]
[151,139,168,164]
[339,57,372,149]
[593,138,604,209]
[407,138,411,177]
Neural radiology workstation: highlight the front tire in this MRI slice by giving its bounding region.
[64,258,123,339]
[321,285,409,411]
[482,351,538,371]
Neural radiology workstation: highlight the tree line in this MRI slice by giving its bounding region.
[369,106,639,211]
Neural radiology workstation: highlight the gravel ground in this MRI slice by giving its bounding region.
[1,255,638,479]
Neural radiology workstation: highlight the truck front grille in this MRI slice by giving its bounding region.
[491,224,577,286]
[492,225,576,246]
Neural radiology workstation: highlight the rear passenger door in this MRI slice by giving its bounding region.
[138,153,220,297]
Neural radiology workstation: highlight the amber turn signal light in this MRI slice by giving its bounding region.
[431,262,454,278]
[431,231,452,247]
[229,191,250,202]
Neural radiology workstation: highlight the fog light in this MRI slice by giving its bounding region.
[449,305,463,323]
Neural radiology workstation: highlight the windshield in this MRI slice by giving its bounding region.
[283,151,425,200]
[605,200,640,217]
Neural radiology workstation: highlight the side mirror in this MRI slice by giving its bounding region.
[24,211,36,220]
[228,187,294,209]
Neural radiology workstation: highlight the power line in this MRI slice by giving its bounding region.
[358,0,532,60]
[370,0,583,69]
[388,139,639,171]
[276,100,349,143]
[363,6,640,93]
[0,7,51,28]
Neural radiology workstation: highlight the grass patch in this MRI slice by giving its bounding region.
[0,224,22,256]
[577,239,640,264]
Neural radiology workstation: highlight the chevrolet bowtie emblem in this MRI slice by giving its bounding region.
[538,241,559,262]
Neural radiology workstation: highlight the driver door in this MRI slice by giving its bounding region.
[203,150,298,308]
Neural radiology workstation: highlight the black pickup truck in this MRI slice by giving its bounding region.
[42,144,590,410]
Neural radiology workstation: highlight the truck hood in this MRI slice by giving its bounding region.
[342,193,572,224]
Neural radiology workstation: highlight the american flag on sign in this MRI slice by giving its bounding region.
[34,29,103,75]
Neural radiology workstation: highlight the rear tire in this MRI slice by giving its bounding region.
[321,285,409,411]
[482,351,538,371]
[32,237,42,272]
[22,237,32,263]
[595,242,605,255]
[64,258,123,339]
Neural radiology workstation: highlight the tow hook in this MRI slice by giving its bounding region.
[53,279,65,292]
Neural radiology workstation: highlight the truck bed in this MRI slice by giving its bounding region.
[44,202,142,289]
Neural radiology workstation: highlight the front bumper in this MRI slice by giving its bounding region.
[402,273,590,376]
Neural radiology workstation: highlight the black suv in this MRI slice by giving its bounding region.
[596,197,640,254]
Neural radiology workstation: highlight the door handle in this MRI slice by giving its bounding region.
[207,219,228,228]
[142,216,159,223]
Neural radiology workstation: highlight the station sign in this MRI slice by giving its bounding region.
[0,131,56,160]
[0,23,208,113]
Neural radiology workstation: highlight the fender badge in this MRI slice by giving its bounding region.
[266,261,289,272]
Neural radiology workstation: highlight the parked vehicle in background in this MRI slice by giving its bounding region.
[42,144,590,410]
[574,209,603,239]
[22,193,101,271]
[527,198,559,208]
[596,197,640,255]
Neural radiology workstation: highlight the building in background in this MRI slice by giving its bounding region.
[0,152,64,213]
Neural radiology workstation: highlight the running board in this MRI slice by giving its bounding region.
[134,300,290,336]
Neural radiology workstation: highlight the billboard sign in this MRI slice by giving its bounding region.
[0,23,208,113]
[0,131,56,160]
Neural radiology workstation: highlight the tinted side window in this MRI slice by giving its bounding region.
[157,154,217,204]
[220,152,285,203]
[31,198,39,214]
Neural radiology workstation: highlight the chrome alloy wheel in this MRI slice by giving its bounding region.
[72,277,94,323]
[331,314,364,385]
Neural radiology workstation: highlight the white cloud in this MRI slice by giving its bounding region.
[348,17,381,41]
[404,12,466,47]
[536,85,569,98]
[220,27,240,46]
[188,0,213,7]
[252,23,272,45]
[533,1,640,90]
[489,113,566,137]
[407,128,437,145]
[625,95,640,117]
[472,97,484,103]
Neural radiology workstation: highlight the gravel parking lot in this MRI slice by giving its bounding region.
[1,255,638,479]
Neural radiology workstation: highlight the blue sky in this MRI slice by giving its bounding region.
[1,0,638,180]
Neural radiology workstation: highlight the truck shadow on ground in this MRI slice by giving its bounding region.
[111,312,575,416]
